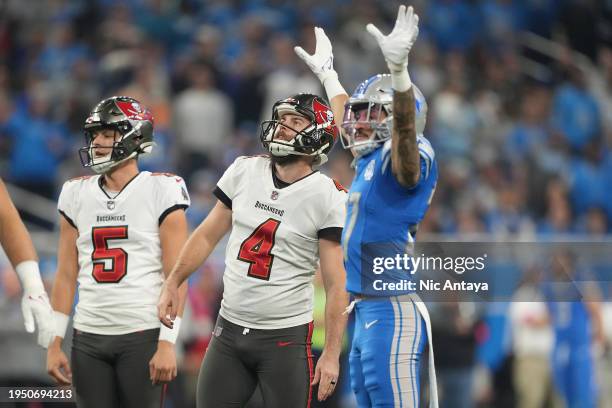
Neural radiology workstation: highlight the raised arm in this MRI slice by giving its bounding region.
[157,200,232,327]
[295,27,348,132]
[391,82,419,187]
[367,5,421,187]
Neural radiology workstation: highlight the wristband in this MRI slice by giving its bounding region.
[159,316,182,344]
[53,311,70,339]
[320,71,347,100]
[391,68,412,93]
[15,260,45,296]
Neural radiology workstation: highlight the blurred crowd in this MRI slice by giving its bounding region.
[0,0,611,235]
[0,0,611,407]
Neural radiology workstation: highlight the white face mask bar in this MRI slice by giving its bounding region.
[262,119,329,159]
[340,102,391,156]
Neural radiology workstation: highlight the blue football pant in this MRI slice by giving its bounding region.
[350,297,427,408]
[552,342,597,408]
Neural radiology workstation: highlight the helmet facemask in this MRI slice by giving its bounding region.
[260,95,336,166]
[80,96,155,174]
[342,74,428,158]
[341,101,392,156]
[79,122,153,174]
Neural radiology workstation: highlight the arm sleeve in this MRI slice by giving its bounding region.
[158,176,191,226]
[215,157,245,206]
[57,181,77,229]
[213,186,232,209]
[318,186,347,242]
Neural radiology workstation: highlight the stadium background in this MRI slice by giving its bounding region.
[0,0,611,407]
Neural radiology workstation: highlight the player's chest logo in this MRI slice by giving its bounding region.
[107,200,115,210]
[363,159,376,181]
[271,190,279,200]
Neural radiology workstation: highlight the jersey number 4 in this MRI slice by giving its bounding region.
[91,226,128,283]
[237,218,280,280]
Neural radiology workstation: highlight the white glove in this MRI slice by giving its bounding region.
[294,27,346,99]
[294,27,336,83]
[22,292,55,348]
[366,5,419,73]
[16,261,54,348]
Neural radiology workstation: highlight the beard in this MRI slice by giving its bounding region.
[270,154,301,166]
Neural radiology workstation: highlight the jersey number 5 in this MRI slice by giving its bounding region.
[91,226,128,283]
[237,218,280,280]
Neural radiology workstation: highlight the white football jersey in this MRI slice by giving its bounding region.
[215,156,347,329]
[57,171,190,335]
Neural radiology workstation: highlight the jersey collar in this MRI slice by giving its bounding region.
[270,164,319,190]
[98,172,142,200]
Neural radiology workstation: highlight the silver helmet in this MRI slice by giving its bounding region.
[341,74,427,156]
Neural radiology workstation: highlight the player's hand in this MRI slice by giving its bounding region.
[294,27,337,84]
[149,341,177,385]
[311,350,340,401]
[158,280,179,328]
[366,5,419,72]
[22,291,54,348]
[47,339,72,385]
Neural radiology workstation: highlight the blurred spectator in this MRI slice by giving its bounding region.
[0,84,68,200]
[430,75,479,160]
[424,0,480,52]
[485,184,535,238]
[551,67,601,151]
[479,0,526,50]
[504,86,551,162]
[259,35,321,124]
[185,169,219,225]
[509,278,554,408]
[34,23,90,83]
[431,301,481,408]
[567,141,608,217]
[538,199,572,235]
[173,61,233,178]
[543,251,603,408]
[225,47,265,126]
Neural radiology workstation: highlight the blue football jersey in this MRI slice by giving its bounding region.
[343,135,437,295]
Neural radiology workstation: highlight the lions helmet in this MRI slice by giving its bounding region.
[341,74,427,156]
[260,93,338,166]
[79,96,154,174]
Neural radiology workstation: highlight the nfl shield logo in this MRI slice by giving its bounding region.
[271,191,279,200]
[107,200,115,210]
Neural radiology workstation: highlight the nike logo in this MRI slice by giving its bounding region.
[365,320,378,329]
[277,341,293,347]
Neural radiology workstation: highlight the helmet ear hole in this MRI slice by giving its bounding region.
[301,134,314,147]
